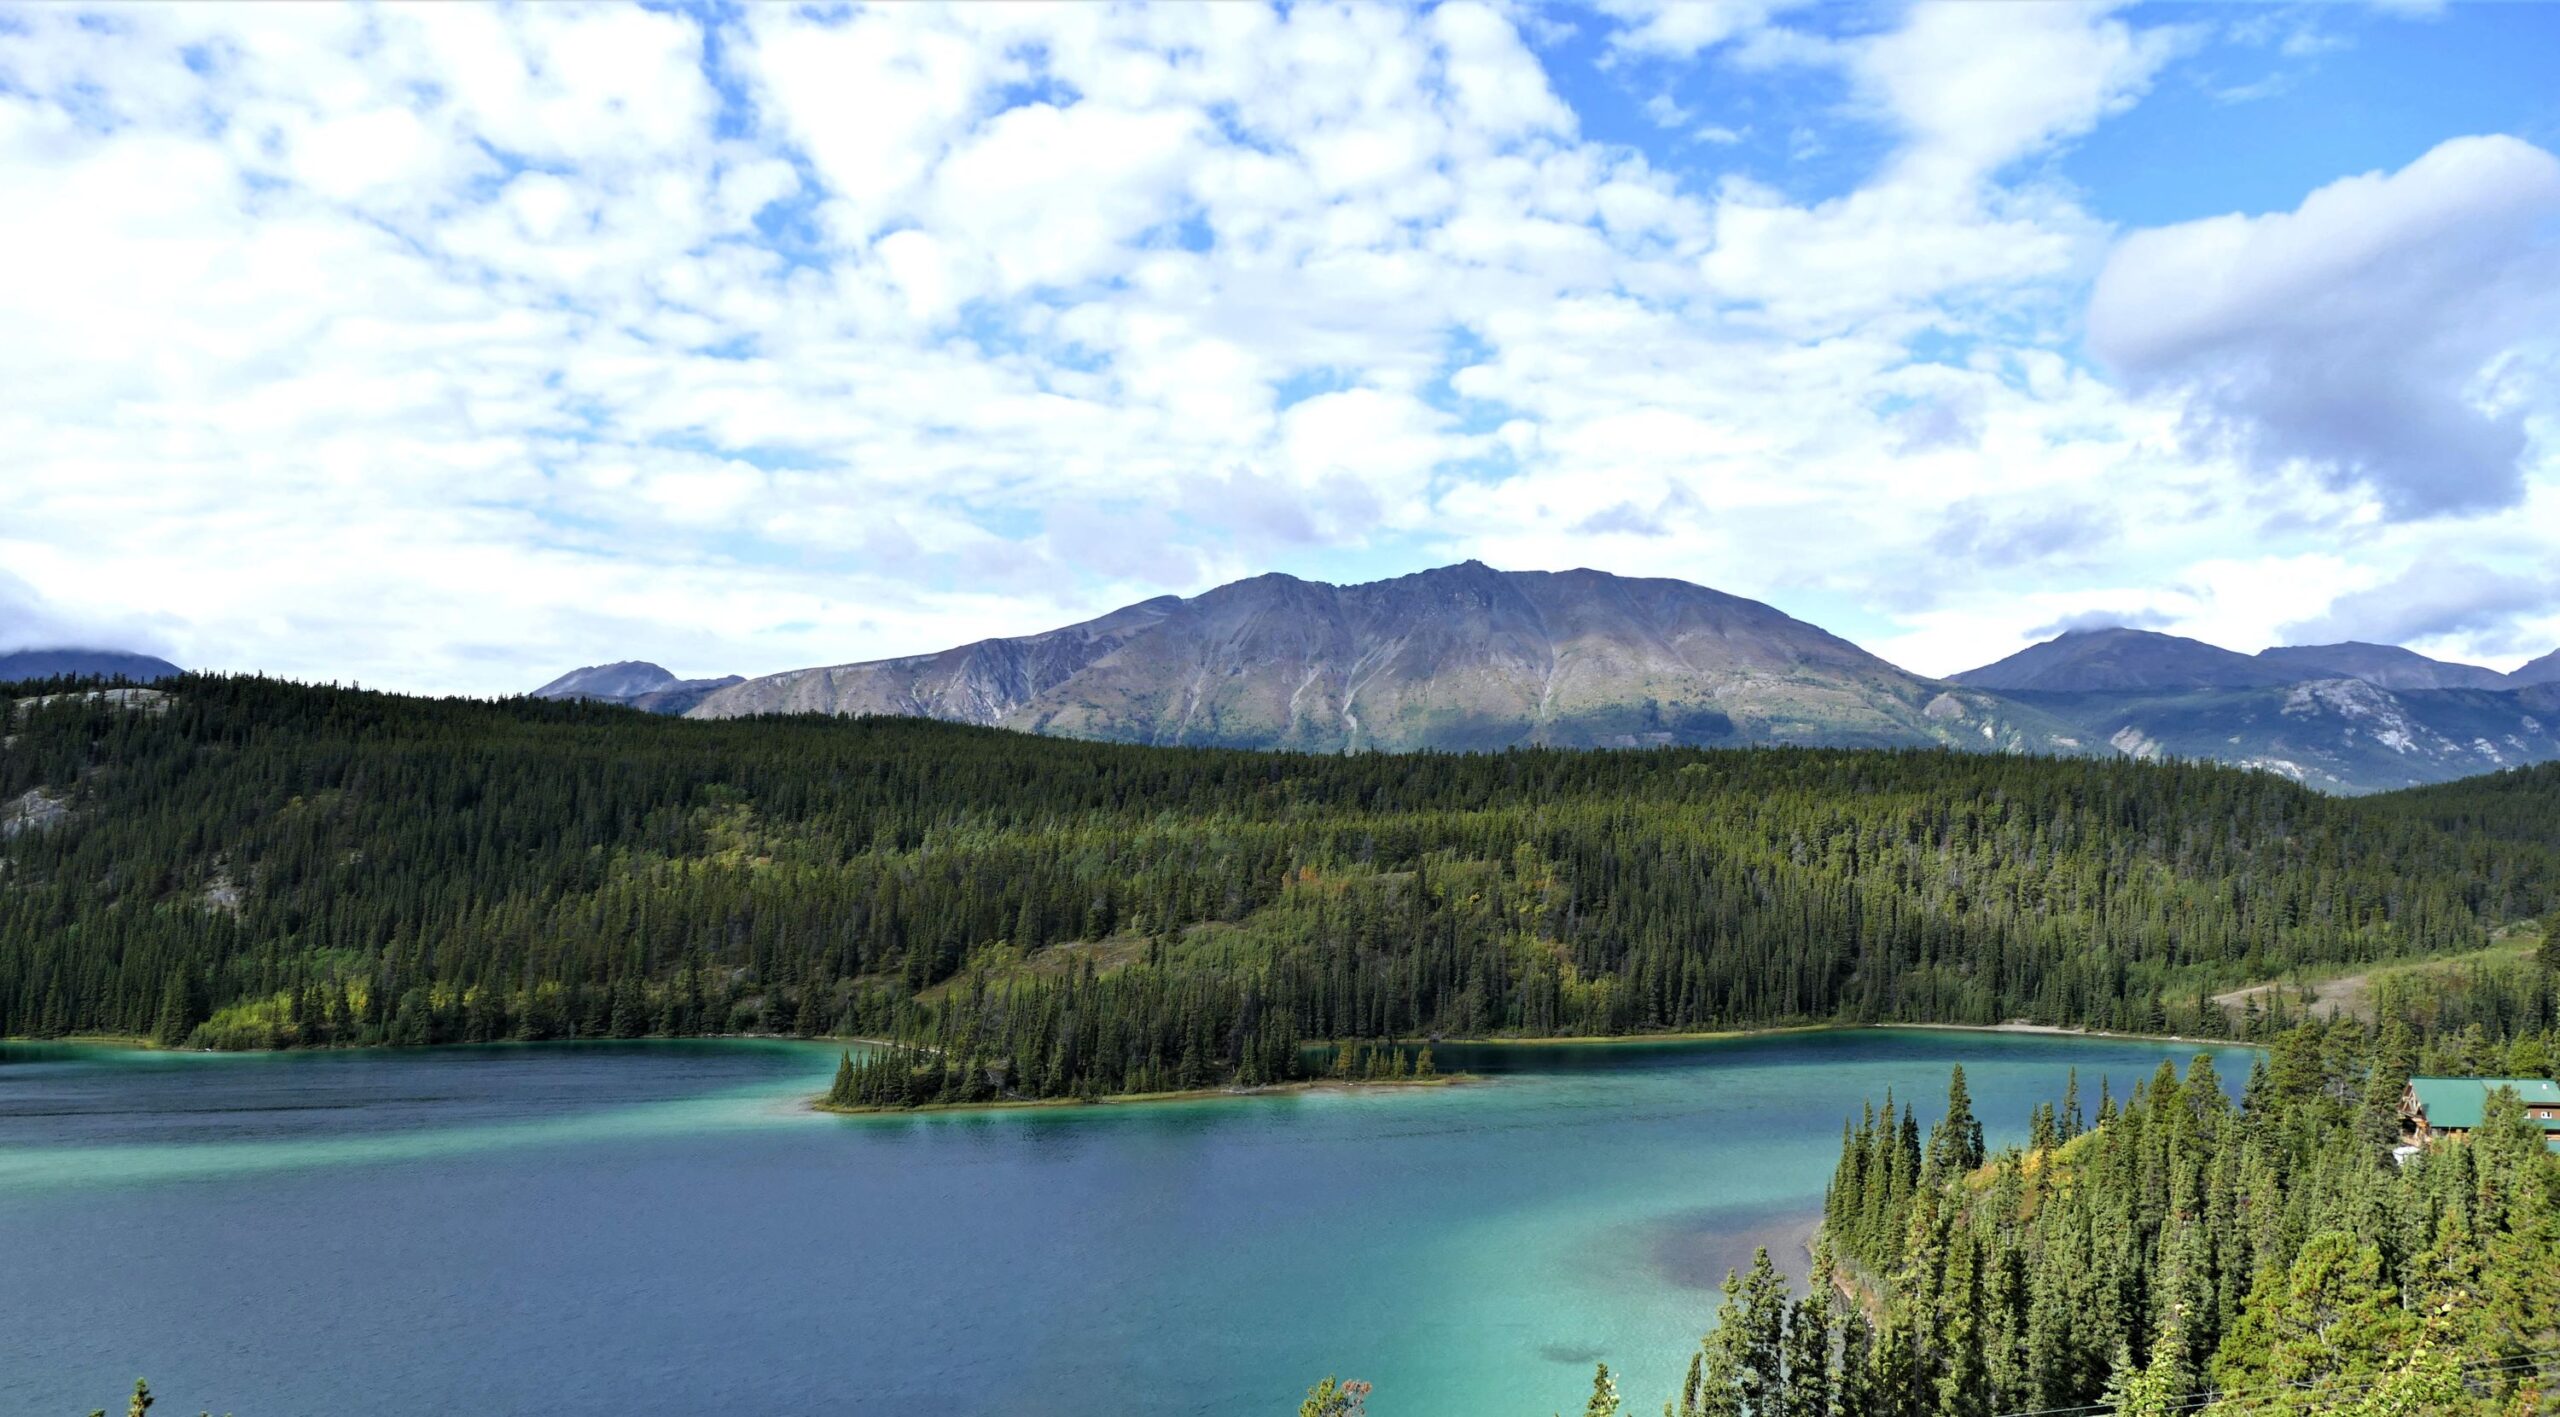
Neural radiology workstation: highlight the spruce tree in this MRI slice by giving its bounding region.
[1580,1363,1619,1417]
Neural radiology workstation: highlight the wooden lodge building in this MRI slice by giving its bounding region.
[2399,1076,2560,1152]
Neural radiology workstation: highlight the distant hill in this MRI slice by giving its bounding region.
[531,661,742,716]
[2510,648,2560,687]
[0,648,181,684]
[1996,680,2560,794]
[1942,628,2560,791]
[1948,628,2294,692]
[2251,641,2510,690]
[689,561,2067,754]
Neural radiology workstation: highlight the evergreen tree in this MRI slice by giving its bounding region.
[1579,1363,1620,1417]
[1297,1376,1370,1417]
[152,965,196,1048]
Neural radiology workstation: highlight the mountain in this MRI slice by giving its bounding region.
[690,561,2066,753]
[0,647,181,684]
[1996,679,2560,795]
[531,661,743,716]
[687,568,2560,792]
[2510,649,2560,687]
[2251,641,2510,690]
[1947,627,2294,692]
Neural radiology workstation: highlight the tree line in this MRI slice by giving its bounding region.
[6,676,2559,1106]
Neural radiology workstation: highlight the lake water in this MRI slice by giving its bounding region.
[0,1029,2252,1417]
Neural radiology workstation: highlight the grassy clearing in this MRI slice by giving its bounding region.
[2211,930,2544,1024]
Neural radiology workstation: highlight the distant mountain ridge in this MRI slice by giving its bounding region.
[2512,649,2560,688]
[0,648,181,684]
[1950,627,2520,694]
[1940,626,2560,791]
[531,661,742,716]
[521,563,2560,794]
[687,561,2063,754]
[1950,627,2289,692]
[2251,641,2513,691]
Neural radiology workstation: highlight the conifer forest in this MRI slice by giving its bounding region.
[7,675,2560,1110]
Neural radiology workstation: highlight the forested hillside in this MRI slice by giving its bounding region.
[5,677,2558,1100]
[1637,1021,2560,1417]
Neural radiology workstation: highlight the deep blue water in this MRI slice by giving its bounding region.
[0,1030,2251,1417]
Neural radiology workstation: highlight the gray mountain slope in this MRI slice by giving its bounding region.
[690,562,2067,754]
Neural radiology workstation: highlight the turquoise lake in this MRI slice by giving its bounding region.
[0,1029,2253,1416]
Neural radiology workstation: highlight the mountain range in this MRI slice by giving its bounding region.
[1951,627,2523,693]
[0,648,180,684]
[507,563,2555,794]
[682,562,2062,754]
[21,561,2507,797]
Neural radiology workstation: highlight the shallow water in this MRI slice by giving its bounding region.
[0,1029,2250,1416]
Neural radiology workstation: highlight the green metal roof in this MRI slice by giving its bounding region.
[2410,1076,2560,1132]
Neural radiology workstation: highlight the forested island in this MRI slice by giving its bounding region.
[6,675,2560,1110]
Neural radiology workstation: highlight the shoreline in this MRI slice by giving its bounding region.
[10,1019,2256,1068]
[1370,1019,2255,1051]
[809,1073,1470,1116]
[1889,1020,2251,1048]
[1410,1023,1831,1048]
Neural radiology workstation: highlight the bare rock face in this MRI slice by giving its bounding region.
[1,787,69,839]
[689,562,2068,754]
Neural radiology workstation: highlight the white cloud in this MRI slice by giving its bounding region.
[2090,134,2560,520]
[2282,559,2559,650]
[1855,2,2184,186]
[0,0,2552,696]
[1596,0,1810,61]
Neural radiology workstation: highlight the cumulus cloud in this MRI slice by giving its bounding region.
[2089,135,2560,520]
[0,570,180,657]
[1596,0,1810,60]
[1931,501,2118,569]
[2281,560,2560,648]
[2028,607,2179,638]
[1,0,2549,694]
[1691,2,2182,335]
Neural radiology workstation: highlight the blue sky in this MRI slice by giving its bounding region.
[2,0,2557,693]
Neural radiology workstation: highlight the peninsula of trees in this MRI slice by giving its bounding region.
[1671,1019,2556,1417]
[5,675,2558,1106]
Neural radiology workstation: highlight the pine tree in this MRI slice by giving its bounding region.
[1738,1248,1789,1416]
[1298,1376,1370,1417]
[152,966,196,1048]
[1782,1279,1833,1417]
[1928,1066,1985,1174]
[1579,1363,1620,1417]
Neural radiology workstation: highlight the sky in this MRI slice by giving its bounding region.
[2,0,2557,694]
